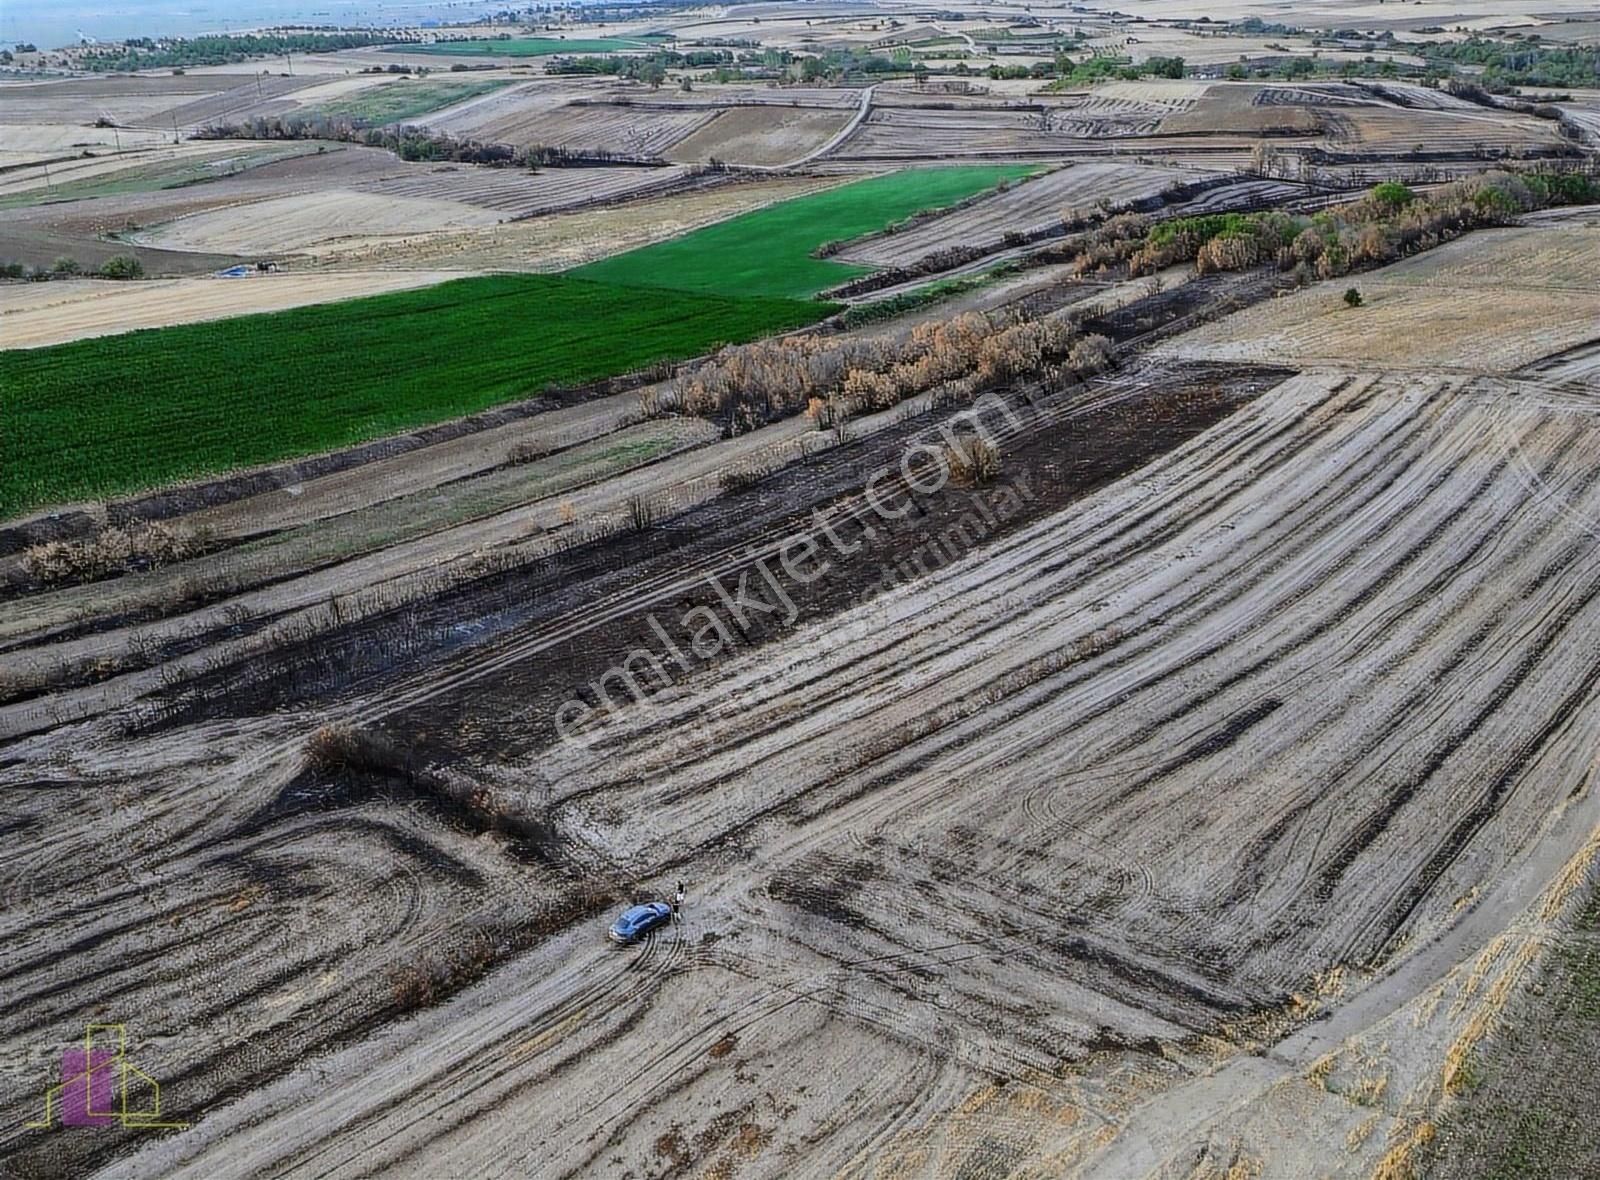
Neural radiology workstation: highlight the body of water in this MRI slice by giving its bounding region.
[3,0,490,52]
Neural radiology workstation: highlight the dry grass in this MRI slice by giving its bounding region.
[25,522,213,585]
[1370,1121,1436,1180]
[304,722,410,776]
[943,437,1001,486]
[132,190,502,256]
[1161,224,1600,372]
[677,305,1115,433]
[388,929,499,1012]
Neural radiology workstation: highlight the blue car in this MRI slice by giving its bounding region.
[608,901,672,944]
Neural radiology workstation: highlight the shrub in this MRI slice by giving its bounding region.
[51,256,81,276]
[390,964,435,1009]
[304,723,409,775]
[674,306,1115,432]
[1344,287,1363,308]
[98,254,144,280]
[1132,166,1597,284]
[1067,334,1115,375]
[719,464,774,493]
[506,440,548,465]
[944,437,1001,486]
[23,521,211,584]
[1370,181,1416,209]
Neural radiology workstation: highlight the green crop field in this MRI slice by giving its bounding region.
[410,37,652,57]
[310,78,513,124]
[569,165,1038,299]
[0,275,825,518]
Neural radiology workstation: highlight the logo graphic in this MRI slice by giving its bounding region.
[28,1024,187,1130]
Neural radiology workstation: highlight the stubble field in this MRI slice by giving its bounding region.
[7,13,1600,1180]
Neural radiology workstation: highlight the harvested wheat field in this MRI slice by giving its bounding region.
[664,105,851,165]
[132,190,505,255]
[0,74,242,125]
[0,140,303,200]
[441,100,718,157]
[0,270,475,348]
[347,163,696,219]
[835,104,1164,161]
[0,123,170,167]
[411,77,615,139]
[125,75,327,130]
[1158,86,1326,136]
[1324,105,1567,153]
[10,357,1600,1180]
[1160,225,1600,371]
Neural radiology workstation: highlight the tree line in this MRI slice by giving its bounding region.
[195,116,655,166]
[79,31,406,71]
[1092,169,1600,282]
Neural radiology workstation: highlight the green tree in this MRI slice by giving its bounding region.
[1371,181,1415,209]
[99,254,145,280]
[1343,287,1363,308]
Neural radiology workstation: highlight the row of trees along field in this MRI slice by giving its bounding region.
[195,117,653,166]
[1420,38,1600,90]
[78,31,408,71]
[546,48,735,80]
[1054,170,1600,283]
[674,308,1114,436]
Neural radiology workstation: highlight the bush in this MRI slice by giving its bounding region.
[389,965,435,1008]
[944,437,1001,486]
[24,521,211,585]
[1370,181,1416,209]
[304,723,410,775]
[98,254,144,280]
[1067,334,1115,374]
[1344,287,1363,308]
[506,440,549,466]
[51,256,81,276]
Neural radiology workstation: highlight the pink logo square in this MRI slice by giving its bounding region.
[60,1048,116,1127]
